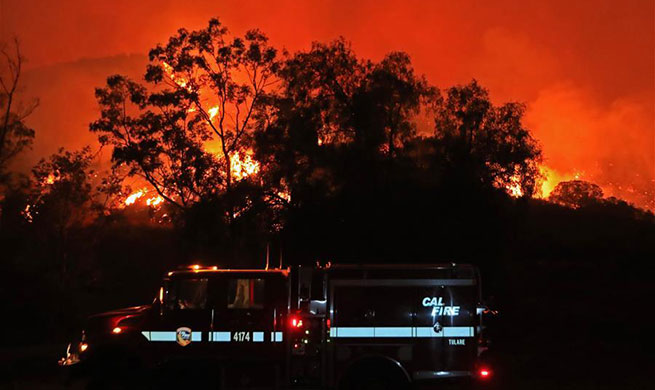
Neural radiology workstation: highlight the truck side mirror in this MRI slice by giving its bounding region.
[159,282,170,316]
[299,285,310,301]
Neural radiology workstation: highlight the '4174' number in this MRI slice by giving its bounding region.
[233,331,251,342]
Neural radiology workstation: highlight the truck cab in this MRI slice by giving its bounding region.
[61,265,290,388]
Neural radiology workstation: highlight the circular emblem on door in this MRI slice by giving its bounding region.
[176,327,192,347]
[433,322,443,333]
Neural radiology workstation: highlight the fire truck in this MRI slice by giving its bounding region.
[60,263,494,389]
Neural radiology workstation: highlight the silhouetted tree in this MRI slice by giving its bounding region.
[91,18,278,220]
[549,179,604,209]
[434,80,541,196]
[256,40,437,207]
[26,148,99,282]
[356,52,437,158]
[0,39,37,188]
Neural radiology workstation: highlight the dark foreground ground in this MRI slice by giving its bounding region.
[1,260,650,390]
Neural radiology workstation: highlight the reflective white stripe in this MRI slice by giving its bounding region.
[330,326,475,338]
[375,327,413,337]
[414,326,474,337]
[142,330,283,342]
[443,327,474,337]
[211,332,231,342]
[414,327,435,337]
[333,327,374,338]
[271,331,283,342]
[142,331,177,342]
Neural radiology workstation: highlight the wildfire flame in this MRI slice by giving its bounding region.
[505,175,524,198]
[22,204,34,223]
[124,189,146,206]
[277,190,291,203]
[538,166,584,199]
[162,62,189,90]
[162,62,220,124]
[123,187,166,209]
[208,106,219,121]
[161,61,257,186]
[230,149,260,181]
[501,165,586,199]
[146,196,164,207]
[45,173,56,185]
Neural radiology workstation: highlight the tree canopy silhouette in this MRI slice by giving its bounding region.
[91,18,278,219]
[88,19,555,261]
[433,80,541,196]
[0,39,37,188]
[549,179,604,209]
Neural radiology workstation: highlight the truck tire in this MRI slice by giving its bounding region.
[338,357,411,390]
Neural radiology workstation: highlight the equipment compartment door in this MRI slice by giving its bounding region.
[330,284,416,338]
[331,285,374,337]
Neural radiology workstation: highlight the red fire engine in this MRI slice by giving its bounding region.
[60,263,495,389]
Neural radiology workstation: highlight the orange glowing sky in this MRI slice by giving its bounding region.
[2,0,653,209]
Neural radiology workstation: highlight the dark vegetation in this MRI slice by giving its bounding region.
[0,20,653,389]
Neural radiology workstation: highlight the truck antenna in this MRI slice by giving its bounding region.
[278,247,283,269]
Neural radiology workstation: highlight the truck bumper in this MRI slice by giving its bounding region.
[413,370,472,380]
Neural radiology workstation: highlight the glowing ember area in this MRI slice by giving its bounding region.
[230,149,260,181]
[277,190,291,203]
[146,196,164,207]
[22,205,34,223]
[505,175,524,198]
[45,173,56,185]
[161,62,189,90]
[124,189,146,206]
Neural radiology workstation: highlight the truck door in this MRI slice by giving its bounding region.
[151,277,212,346]
[414,284,478,373]
[217,277,276,340]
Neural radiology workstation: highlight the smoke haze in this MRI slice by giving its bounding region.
[2,0,653,208]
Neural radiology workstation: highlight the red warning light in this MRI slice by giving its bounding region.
[289,316,303,329]
[479,368,491,379]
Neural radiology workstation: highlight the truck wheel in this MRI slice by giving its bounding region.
[338,357,411,390]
